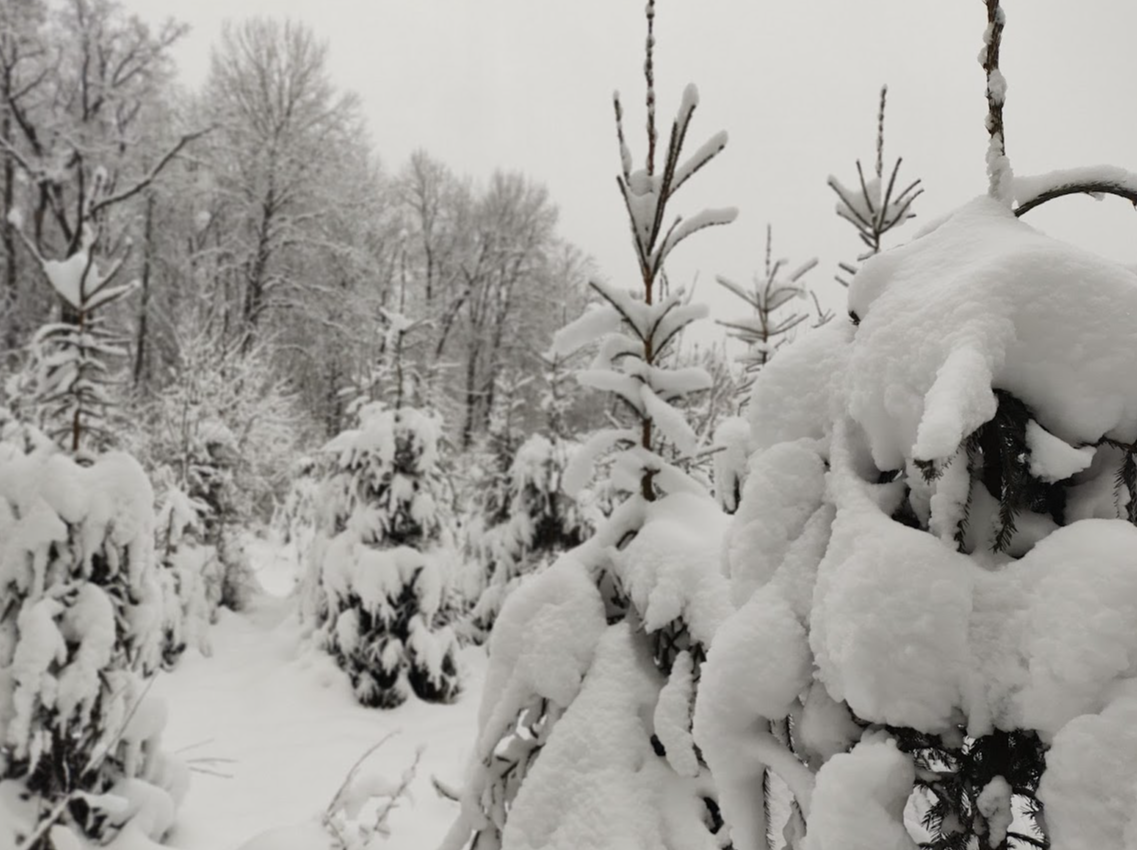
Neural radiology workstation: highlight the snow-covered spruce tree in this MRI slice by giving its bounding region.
[460,370,535,595]
[467,356,595,641]
[711,227,821,514]
[694,5,1137,849]
[441,6,737,849]
[9,224,136,454]
[278,455,320,553]
[0,231,187,847]
[153,484,214,667]
[307,310,461,709]
[827,85,923,288]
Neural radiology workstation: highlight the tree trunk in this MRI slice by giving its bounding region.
[1,57,18,356]
[461,339,481,450]
[133,192,154,385]
[243,184,276,350]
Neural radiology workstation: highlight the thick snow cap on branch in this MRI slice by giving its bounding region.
[38,228,136,312]
[614,492,732,646]
[501,621,717,850]
[803,736,918,850]
[550,303,625,358]
[1014,164,1137,211]
[847,195,1137,471]
[747,319,851,454]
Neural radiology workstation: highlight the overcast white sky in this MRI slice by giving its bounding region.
[125,0,1137,330]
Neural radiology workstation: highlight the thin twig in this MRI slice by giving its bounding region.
[325,731,400,818]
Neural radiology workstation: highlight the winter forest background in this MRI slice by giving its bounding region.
[3,0,1137,849]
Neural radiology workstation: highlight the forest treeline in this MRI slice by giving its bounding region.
[0,0,615,488]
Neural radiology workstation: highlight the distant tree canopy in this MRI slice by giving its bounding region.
[1,3,599,462]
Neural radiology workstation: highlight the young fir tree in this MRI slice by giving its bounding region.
[716,225,818,377]
[306,310,461,709]
[0,226,187,847]
[711,227,822,514]
[442,5,736,848]
[467,355,594,640]
[693,4,1137,849]
[827,85,923,288]
[462,369,535,580]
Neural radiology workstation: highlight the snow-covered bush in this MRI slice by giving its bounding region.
[696,190,1137,849]
[711,226,825,514]
[467,433,592,639]
[0,434,188,847]
[277,455,320,559]
[443,6,737,847]
[129,331,305,618]
[153,486,216,667]
[307,403,461,709]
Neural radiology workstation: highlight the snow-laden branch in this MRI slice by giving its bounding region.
[1013,165,1137,217]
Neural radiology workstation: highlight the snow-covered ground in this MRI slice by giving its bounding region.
[153,536,484,850]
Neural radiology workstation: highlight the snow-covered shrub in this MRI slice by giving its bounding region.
[277,456,320,553]
[153,486,216,667]
[695,191,1137,850]
[144,415,254,618]
[129,329,307,618]
[443,6,737,847]
[0,191,187,848]
[710,227,824,515]
[467,433,593,639]
[0,436,188,847]
[308,403,461,708]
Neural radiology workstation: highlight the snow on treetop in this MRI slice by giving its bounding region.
[37,227,137,312]
[321,403,442,472]
[0,448,156,594]
[848,195,1137,471]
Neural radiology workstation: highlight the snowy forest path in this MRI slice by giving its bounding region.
[152,535,485,850]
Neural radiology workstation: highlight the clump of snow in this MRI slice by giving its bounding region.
[500,623,717,850]
[613,492,732,647]
[1024,420,1094,482]
[803,736,917,850]
[848,196,1137,468]
[975,776,1013,848]
[710,415,750,513]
